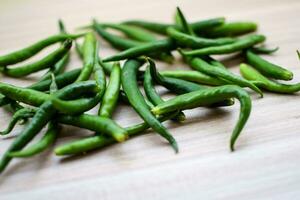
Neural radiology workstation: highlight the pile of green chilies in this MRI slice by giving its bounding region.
[0,7,299,174]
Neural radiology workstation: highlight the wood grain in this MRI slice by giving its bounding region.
[1,0,300,199]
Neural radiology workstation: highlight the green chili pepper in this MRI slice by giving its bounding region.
[57,114,128,142]
[174,7,195,36]
[148,59,234,107]
[101,23,157,42]
[246,50,293,80]
[93,22,143,50]
[160,70,227,86]
[202,22,257,38]
[8,122,60,158]
[55,111,179,155]
[98,62,121,118]
[75,32,97,82]
[93,22,175,63]
[143,59,186,122]
[0,40,72,77]
[186,57,263,97]
[121,59,178,152]
[166,27,236,48]
[103,38,176,62]
[240,63,300,93]
[0,107,36,135]
[152,85,252,151]
[51,45,106,115]
[180,34,266,56]
[0,33,83,66]
[0,81,100,173]
[123,17,225,35]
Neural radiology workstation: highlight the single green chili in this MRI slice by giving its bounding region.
[180,34,266,56]
[152,85,251,151]
[57,114,128,142]
[101,23,157,42]
[166,27,236,48]
[123,17,225,35]
[202,22,258,38]
[98,62,121,118]
[75,32,97,82]
[160,70,227,86]
[245,50,293,80]
[240,63,300,93]
[186,57,263,97]
[55,111,179,155]
[8,122,60,158]
[0,33,83,66]
[0,40,72,77]
[121,59,178,152]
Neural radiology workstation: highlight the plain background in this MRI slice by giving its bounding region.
[0,0,300,199]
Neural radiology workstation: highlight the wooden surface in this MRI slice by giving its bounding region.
[1,0,300,199]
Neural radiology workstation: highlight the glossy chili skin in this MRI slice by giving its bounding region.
[54,111,179,155]
[246,50,293,81]
[121,59,178,152]
[180,34,266,56]
[240,63,300,94]
[0,40,72,78]
[0,81,99,173]
[98,62,121,118]
[152,85,252,151]
[0,33,82,66]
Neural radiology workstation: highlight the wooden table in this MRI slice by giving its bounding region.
[1,0,300,199]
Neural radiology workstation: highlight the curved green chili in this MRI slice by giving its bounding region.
[8,122,60,158]
[250,46,279,54]
[57,114,128,142]
[148,59,234,106]
[240,63,300,93]
[166,27,236,48]
[121,59,178,152]
[187,57,263,97]
[0,40,72,77]
[75,32,97,82]
[180,34,266,56]
[152,85,251,151]
[175,7,195,35]
[246,50,293,81]
[98,62,121,118]
[0,33,83,66]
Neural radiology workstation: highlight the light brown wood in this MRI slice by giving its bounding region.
[1,0,300,199]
